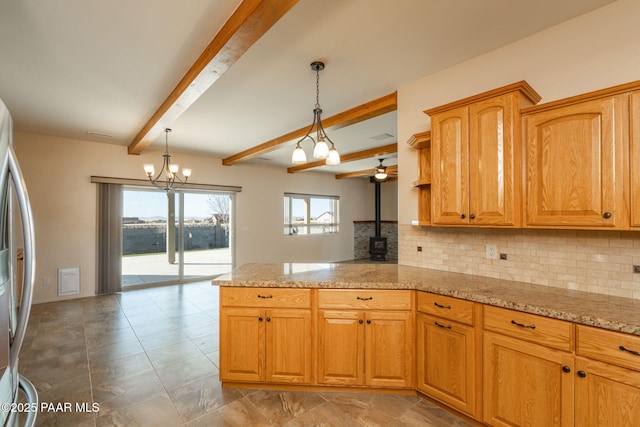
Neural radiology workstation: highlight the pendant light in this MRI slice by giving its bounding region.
[374,159,388,181]
[143,128,191,191]
[291,61,340,165]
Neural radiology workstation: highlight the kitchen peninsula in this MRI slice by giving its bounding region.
[214,263,640,426]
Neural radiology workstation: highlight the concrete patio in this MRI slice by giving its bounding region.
[122,248,232,287]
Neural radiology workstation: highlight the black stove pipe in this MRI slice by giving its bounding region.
[374,179,381,237]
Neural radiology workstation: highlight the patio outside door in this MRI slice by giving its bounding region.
[122,187,233,287]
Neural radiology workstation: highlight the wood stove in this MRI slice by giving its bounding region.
[369,178,388,261]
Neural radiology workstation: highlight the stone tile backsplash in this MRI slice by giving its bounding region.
[399,224,640,299]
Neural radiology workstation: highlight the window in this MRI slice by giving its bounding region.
[284,193,339,235]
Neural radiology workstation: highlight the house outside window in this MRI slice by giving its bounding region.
[284,193,339,235]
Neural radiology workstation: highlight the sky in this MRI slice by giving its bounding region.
[123,190,225,219]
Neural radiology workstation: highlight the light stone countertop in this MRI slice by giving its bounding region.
[213,263,640,336]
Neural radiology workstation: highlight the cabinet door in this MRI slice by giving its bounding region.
[575,357,640,427]
[317,310,364,386]
[483,332,574,427]
[431,106,470,225]
[524,96,624,228]
[417,313,478,417]
[469,93,519,226]
[265,309,312,384]
[631,91,640,227]
[365,311,414,388]
[220,307,264,382]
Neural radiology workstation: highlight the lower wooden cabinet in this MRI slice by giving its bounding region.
[219,287,312,384]
[575,357,640,427]
[416,312,479,418]
[483,332,575,427]
[317,309,413,388]
[219,286,640,427]
[220,307,312,384]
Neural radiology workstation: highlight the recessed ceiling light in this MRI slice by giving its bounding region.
[87,131,113,138]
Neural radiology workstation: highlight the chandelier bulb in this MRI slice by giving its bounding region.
[291,144,307,164]
[326,146,340,165]
[313,140,329,159]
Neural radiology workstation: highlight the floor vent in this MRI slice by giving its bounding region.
[58,267,80,296]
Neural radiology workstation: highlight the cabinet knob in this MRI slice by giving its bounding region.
[577,371,587,378]
[366,319,371,324]
[460,213,466,219]
[603,212,612,219]
[266,317,271,322]
[562,365,571,373]
[358,319,364,324]
[470,214,475,220]
[258,316,263,322]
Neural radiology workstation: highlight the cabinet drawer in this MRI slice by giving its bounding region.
[577,325,640,372]
[483,305,574,352]
[317,289,411,310]
[417,292,475,326]
[220,287,311,308]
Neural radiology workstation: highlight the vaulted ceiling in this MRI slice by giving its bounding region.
[0,0,616,178]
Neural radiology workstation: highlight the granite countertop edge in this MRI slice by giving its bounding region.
[213,263,640,336]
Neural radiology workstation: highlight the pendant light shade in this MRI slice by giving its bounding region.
[291,61,340,165]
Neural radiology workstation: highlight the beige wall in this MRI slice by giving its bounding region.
[14,132,369,303]
[397,0,640,297]
[362,179,398,222]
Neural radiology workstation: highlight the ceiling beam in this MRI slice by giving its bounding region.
[128,0,300,155]
[335,164,398,180]
[222,92,397,165]
[287,143,397,174]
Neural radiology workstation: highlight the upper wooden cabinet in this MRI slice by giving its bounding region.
[425,82,541,227]
[630,90,640,228]
[522,94,627,229]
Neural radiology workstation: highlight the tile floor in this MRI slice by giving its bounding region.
[19,281,473,426]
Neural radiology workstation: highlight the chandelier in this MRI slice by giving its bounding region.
[143,128,191,191]
[291,61,340,165]
[374,159,388,181]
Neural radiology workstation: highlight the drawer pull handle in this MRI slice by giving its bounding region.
[603,211,612,219]
[434,321,452,330]
[619,345,640,356]
[433,302,452,309]
[511,320,536,329]
[257,295,273,299]
[357,297,373,301]
[562,365,571,373]
[358,319,364,324]
[577,371,587,378]
[258,316,264,322]
[266,317,271,322]
[366,319,372,324]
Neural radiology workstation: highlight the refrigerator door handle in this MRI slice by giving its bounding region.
[18,374,38,427]
[7,145,35,362]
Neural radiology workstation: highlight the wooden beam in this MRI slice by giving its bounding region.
[335,164,398,179]
[222,92,397,165]
[128,0,300,155]
[287,143,397,174]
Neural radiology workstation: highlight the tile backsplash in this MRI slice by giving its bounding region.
[399,224,640,299]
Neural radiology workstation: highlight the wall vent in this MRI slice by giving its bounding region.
[58,267,80,296]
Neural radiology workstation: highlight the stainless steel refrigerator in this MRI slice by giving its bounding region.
[0,97,37,426]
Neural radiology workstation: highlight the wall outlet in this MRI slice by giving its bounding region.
[485,244,498,260]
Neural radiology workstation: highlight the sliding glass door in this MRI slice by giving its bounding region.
[121,187,233,288]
